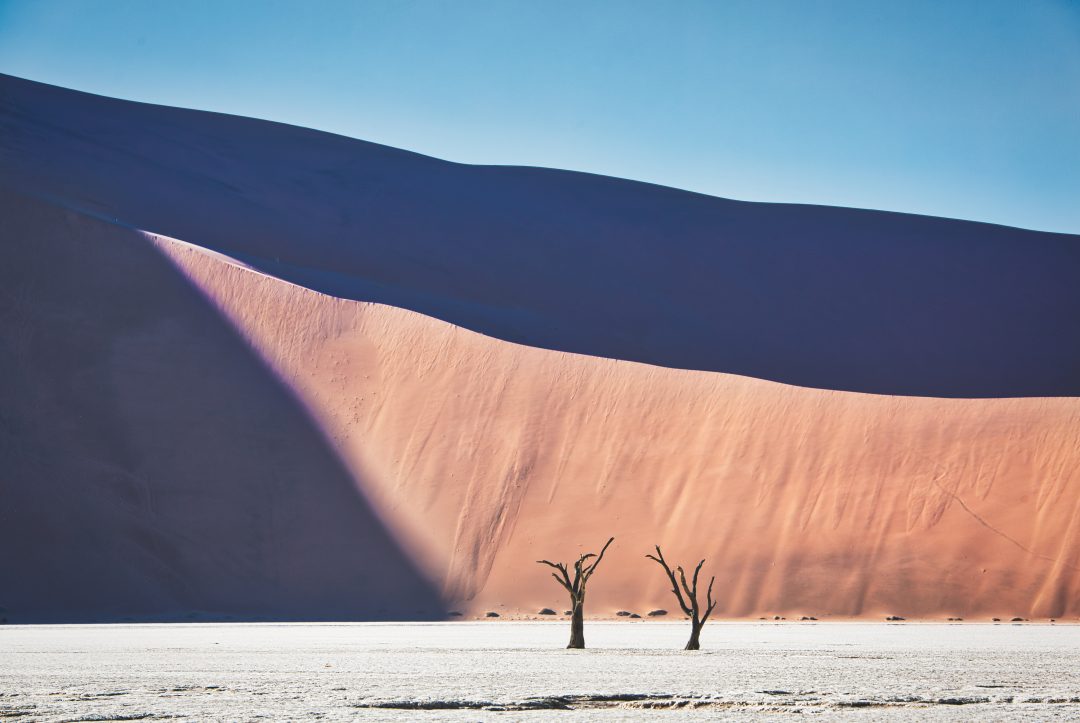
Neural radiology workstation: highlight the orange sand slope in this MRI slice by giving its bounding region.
[2,70,1079,622]
[150,216,1080,621]
[2,192,1078,621]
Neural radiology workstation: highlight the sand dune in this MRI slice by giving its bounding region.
[0,193,441,622]
[2,75,1079,622]
[140,219,1079,619]
[3,73,1079,398]
[6,192,1078,620]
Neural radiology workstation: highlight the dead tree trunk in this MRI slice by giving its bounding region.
[686,619,703,650]
[646,546,716,650]
[568,599,585,649]
[537,537,614,649]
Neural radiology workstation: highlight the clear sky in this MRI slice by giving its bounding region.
[1,0,1078,233]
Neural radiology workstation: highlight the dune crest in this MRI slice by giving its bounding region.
[3,72,1080,398]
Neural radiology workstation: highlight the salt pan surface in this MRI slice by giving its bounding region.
[1,622,1078,720]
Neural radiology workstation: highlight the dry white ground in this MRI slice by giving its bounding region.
[1,622,1079,720]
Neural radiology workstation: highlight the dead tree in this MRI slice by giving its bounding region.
[537,537,615,649]
[646,545,716,650]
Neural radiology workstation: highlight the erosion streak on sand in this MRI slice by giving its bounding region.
[931,477,1078,572]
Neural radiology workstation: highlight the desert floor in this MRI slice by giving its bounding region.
[1,622,1078,720]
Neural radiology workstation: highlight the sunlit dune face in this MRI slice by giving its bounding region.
[152,231,1080,620]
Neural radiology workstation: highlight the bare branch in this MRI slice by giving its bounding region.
[548,572,568,589]
[537,560,573,592]
[691,559,705,598]
[536,559,568,574]
[583,537,615,581]
[677,565,692,604]
[646,546,692,616]
[702,576,717,622]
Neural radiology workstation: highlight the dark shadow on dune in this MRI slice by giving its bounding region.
[0,191,444,623]
[3,73,1079,398]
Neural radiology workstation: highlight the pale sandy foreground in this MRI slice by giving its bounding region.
[1,623,1079,720]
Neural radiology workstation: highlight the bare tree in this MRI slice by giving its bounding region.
[646,546,716,650]
[537,537,615,649]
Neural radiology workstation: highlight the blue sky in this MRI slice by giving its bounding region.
[1,0,1078,233]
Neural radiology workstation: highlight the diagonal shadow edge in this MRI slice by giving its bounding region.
[0,189,445,623]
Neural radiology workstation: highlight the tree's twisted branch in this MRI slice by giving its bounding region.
[537,559,573,593]
[703,576,717,622]
[583,537,615,581]
[646,546,693,616]
[538,537,615,601]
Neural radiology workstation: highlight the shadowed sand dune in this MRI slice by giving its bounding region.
[2,75,1079,622]
[3,73,1079,398]
[0,192,442,622]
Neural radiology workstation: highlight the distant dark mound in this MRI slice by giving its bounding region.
[2,73,1079,397]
